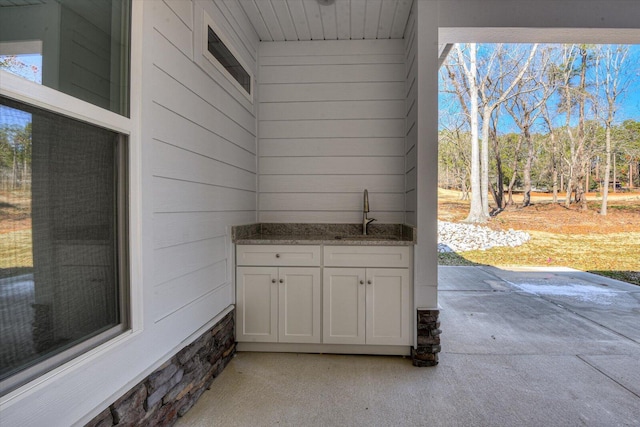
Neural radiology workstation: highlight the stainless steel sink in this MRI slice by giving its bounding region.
[333,235,399,241]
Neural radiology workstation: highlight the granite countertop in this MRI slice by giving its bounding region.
[232,223,416,246]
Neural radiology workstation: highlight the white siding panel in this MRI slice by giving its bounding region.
[260,82,404,102]
[377,0,397,39]
[150,103,256,173]
[150,0,192,58]
[258,39,405,223]
[320,0,338,40]
[260,138,404,157]
[153,260,228,322]
[154,211,255,250]
[220,0,260,54]
[364,0,382,39]
[260,157,404,175]
[151,66,256,153]
[260,175,405,193]
[255,0,285,41]
[239,0,272,40]
[271,0,299,40]
[335,0,351,39]
[260,193,405,212]
[259,100,405,121]
[260,119,405,139]
[260,63,404,83]
[303,0,324,40]
[405,168,417,192]
[404,1,417,225]
[286,0,312,40]
[163,0,193,30]
[154,236,227,286]
[153,177,256,213]
[152,140,256,191]
[391,0,412,38]
[259,211,405,224]
[350,0,366,39]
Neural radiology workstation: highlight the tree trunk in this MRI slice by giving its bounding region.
[522,124,534,207]
[600,124,612,215]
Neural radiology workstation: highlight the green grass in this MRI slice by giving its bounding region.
[0,229,33,278]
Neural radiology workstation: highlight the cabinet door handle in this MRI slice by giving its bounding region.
[367,280,372,285]
[279,279,284,283]
[271,279,276,283]
[275,253,280,258]
[359,280,364,285]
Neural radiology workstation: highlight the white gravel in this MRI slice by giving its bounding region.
[438,220,530,253]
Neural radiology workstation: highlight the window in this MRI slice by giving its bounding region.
[0,0,131,396]
[0,96,129,395]
[0,0,130,116]
[200,10,253,101]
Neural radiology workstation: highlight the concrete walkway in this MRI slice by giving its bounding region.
[177,266,640,427]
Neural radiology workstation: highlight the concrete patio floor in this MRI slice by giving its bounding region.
[177,266,640,427]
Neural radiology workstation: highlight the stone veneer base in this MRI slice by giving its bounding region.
[85,311,235,427]
[412,309,441,367]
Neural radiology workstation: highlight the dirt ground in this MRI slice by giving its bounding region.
[438,188,640,285]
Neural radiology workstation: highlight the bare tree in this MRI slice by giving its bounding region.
[594,45,630,215]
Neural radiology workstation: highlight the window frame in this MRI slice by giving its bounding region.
[200,9,254,103]
[0,13,141,401]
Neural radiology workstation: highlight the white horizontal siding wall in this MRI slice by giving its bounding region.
[258,39,406,223]
[148,0,257,327]
[404,1,417,226]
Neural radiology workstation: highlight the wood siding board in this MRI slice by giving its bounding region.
[271,0,299,40]
[259,100,405,121]
[259,53,404,66]
[259,193,405,211]
[405,145,417,173]
[152,140,256,191]
[259,175,405,193]
[154,236,227,286]
[151,66,256,153]
[154,281,232,325]
[152,29,256,131]
[239,0,272,40]
[255,0,286,41]
[153,177,256,213]
[286,0,312,40]
[260,63,404,83]
[260,82,404,102]
[335,0,351,39]
[154,211,255,250]
[260,119,405,139]
[259,156,404,175]
[151,103,256,173]
[151,0,192,59]
[259,211,405,223]
[303,0,325,40]
[364,0,382,39]
[153,261,228,322]
[260,138,404,157]
[405,120,417,153]
[163,0,193,30]
[405,168,417,192]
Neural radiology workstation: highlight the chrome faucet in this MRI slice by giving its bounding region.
[363,189,376,235]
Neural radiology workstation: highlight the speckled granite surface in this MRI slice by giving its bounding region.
[232,223,416,246]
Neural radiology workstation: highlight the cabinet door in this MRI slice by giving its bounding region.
[278,267,321,343]
[236,267,278,342]
[323,268,366,344]
[366,268,411,345]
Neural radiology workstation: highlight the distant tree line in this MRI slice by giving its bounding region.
[0,122,32,191]
[439,44,640,220]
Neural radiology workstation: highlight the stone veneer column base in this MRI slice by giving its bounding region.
[86,310,235,427]
[412,309,441,367]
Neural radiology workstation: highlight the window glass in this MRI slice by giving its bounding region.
[207,26,251,95]
[0,0,130,116]
[0,96,127,395]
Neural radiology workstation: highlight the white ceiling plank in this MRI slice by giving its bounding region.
[377,0,396,39]
[319,1,338,40]
[335,0,351,39]
[271,0,299,40]
[222,0,260,54]
[390,0,412,38]
[350,0,366,40]
[239,0,272,41]
[303,0,325,40]
[286,0,312,41]
[364,0,382,39]
[255,0,285,41]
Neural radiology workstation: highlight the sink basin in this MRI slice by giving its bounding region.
[334,235,400,241]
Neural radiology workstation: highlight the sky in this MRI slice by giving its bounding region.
[439,43,640,133]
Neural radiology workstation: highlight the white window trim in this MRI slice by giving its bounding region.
[0,40,43,56]
[0,0,143,401]
[199,9,254,103]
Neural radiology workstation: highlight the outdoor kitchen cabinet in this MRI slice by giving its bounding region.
[236,245,321,344]
[323,246,412,346]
